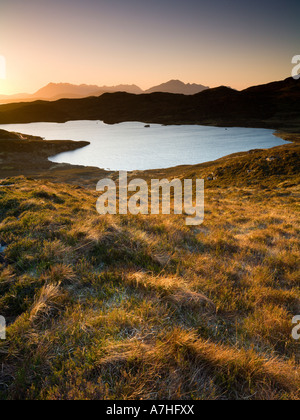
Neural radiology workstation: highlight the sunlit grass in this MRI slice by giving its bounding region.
[0,175,299,400]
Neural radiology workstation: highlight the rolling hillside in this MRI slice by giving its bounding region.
[0,77,299,129]
[0,143,299,399]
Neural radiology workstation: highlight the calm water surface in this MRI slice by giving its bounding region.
[0,121,288,171]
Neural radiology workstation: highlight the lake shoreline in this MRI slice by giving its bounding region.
[45,123,288,171]
[0,126,299,188]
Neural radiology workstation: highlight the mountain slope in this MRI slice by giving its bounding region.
[0,80,207,104]
[33,82,144,99]
[32,83,102,99]
[0,77,299,129]
[0,83,144,103]
[145,79,209,94]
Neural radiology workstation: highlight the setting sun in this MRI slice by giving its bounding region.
[0,0,299,95]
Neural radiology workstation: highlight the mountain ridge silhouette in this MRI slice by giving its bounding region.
[0,80,209,103]
[0,77,299,130]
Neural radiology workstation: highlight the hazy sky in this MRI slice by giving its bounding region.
[0,0,299,94]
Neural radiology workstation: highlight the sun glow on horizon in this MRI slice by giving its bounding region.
[0,0,299,96]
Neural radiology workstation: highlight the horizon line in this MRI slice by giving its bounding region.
[0,74,293,97]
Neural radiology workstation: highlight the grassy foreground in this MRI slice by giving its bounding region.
[0,145,299,400]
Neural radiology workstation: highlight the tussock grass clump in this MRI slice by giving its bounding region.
[0,175,299,400]
[29,283,67,325]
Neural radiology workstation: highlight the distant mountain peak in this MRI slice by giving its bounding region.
[145,80,209,95]
[0,80,210,104]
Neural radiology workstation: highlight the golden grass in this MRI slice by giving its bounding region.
[29,283,66,324]
[0,173,299,400]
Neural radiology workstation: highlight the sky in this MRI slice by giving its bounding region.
[0,0,299,94]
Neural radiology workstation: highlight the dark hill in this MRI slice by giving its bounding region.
[0,77,299,129]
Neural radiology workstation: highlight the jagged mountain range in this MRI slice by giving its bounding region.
[0,80,209,103]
